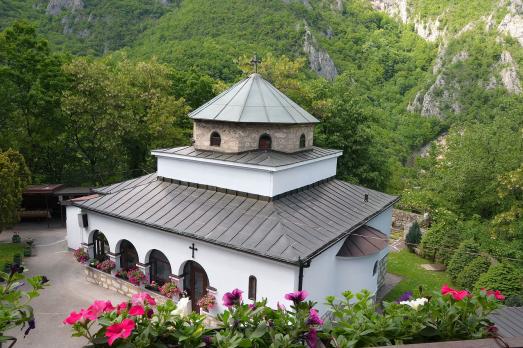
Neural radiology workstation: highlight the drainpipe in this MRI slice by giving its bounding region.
[297,257,311,291]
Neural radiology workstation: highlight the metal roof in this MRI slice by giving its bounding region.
[24,184,64,195]
[54,187,92,196]
[490,307,523,338]
[93,173,157,194]
[153,146,341,167]
[336,225,388,257]
[189,73,319,124]
[74,175,398,264]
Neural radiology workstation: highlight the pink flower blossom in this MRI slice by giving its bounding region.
[284,290,308,304]
[63,311,83,325]
[307,308,323,326]
[277,302,286,311]
[131,293,156,306]
[129,305,145,316]
[487,290,505,301]
[117,301,128,313]
[441,284,453,295]
[451,290,469,301]
[222,289,243,307]
[105,318,135,346]
[87,300,115,318]
[306,328,318,348]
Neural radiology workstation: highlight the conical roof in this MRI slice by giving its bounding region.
[189,73,319,124]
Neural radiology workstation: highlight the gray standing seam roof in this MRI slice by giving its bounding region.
[75,174,398,264]
[490,307,523,338]
[336,225,388,257]
[153,146,341,167]
[189,73,319,124]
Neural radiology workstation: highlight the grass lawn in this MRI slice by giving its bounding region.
[0,243,25,271]
[384,249,451,301]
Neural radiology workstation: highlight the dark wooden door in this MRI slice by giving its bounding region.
[184,262,209,312]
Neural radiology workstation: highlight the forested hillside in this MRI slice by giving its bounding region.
[1,0,522,295]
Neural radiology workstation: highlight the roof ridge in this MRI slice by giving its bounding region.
[263,77,300,123]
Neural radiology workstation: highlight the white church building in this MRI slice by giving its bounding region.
[65,73,398,313]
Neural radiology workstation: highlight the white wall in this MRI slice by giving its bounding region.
[66,206,84,250]
[81,212,298,311]
[302,208,392,313]
[366,206,393,236]
[155,154,340,197]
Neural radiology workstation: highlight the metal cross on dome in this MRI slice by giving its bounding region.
[250,53,261,73]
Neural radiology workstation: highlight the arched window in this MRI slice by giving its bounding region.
[299,134,306,148]
[119,240,139,270]
[149,250,171,285]
[210,131,221,147]
[93,231,109,261]
[259,134,272,150]
[373,260,378,276]
[248,275,257,300]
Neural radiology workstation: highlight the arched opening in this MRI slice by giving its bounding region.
[182,260,209,312]
[148,249,171,285]
[299,134,306,149]
[258,133,272,150]
[210,131,221,147]
[119,240,138,270]
[248,275,257,301]
[93,230,109,261]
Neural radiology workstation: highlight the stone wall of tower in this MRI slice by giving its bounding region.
[193,120,315,153]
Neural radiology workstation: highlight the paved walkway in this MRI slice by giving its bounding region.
[1,221,127,348]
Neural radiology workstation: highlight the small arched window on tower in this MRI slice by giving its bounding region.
[248,275,257,300]
[259,134,272,150]
[299,133,306,149]
[210,131,221,147]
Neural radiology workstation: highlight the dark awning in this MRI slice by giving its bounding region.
[336,225,388,257]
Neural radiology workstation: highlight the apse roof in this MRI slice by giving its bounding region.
[336,225,388,257]
[72,174,398,265]
[188,73,319,124]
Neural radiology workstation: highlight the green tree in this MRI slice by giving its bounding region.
[447,240,480,283]
[475,262,523,297]
[0,21,68,183]
[405,221,422,252]
[456,256,490,289]
[0,150,30,233]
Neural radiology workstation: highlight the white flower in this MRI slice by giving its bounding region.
[400,297,428,310]
[171,297,190,317]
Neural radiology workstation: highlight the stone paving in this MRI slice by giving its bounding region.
[1,221,127,348]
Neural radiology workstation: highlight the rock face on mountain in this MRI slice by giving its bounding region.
[499,51,522,94]
[303,25,338,80]
[46,0,84,16]
[369,0,408,23]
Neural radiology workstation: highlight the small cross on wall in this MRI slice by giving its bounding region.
[250,53,261,73]
[189,243,198,259]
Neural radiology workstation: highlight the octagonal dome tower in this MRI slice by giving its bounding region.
[189,73,319,154]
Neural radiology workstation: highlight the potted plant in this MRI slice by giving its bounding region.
[23,245,32,257]
[88,258,99,269]
[197,292,217,314]
[73,248,89,263]
[127,268,146,286]
[96,259,116,274]
[11,232,21,244]
[12,254,21,266]
[145,280,160,292]
[159,281,181,299]
[115,268,128,280]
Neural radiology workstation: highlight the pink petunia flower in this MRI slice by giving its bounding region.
[306,328,318,348]
[87,300,115,318]
[131,293,156,306]
[105,318,136,346]
[63,311,83,325]
[441,284,453,295]
[307,308,323,326]
[277,302,286,311]
[222,289,243,307]
[117,301,129,314]
[487,290,505,301]
[129,305,145,316]
[284,290,309,304]
[451,290,469,301]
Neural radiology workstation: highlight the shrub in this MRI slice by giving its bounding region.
[406,221,422,252]
[456,256,490,289]
[505,295,523,307]
[447,240,480,283]
[127,267,146,285]
[73,248,89,263]
[65,286,505,347]
[11,232,21,243]
[419,210,462,264]
[475,262,523,297]
[159,281,181,298]
[96,259,116,273]
[197,292,216,311]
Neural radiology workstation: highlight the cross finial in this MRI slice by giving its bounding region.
[250,53,261,73]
